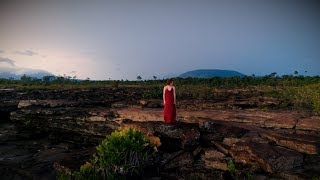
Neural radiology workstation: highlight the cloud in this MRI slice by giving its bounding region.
[0,50,4,53]
[0,57,16,66]
[0,67,54,79]
[69,71,77,74]
[14,50,38,56]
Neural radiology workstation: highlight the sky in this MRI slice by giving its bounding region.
[0,0,319,80]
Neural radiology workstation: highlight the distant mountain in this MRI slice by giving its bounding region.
[0,67,54,79]
[179,69,246,78]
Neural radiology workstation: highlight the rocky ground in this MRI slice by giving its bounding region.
[0,88,319,179]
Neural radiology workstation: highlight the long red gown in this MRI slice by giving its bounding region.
[164,87,176,124]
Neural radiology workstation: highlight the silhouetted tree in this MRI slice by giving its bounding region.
[270,72,277,78]
[137,76,142,81]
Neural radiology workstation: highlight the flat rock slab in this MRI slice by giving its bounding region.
[117,108,163,122]
[260,131,320,155]
[114,108,317,132]
[230,141,303,173]
[202,148,228,171]
[296,116,320,132]
[154,123,200,151]
[162,152,194,170]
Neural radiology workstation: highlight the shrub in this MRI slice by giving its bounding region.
[227,160,236,177]
[58,128,157,180]
[73,162,101,180]
[92,128,156,178]
[299,84,320,112]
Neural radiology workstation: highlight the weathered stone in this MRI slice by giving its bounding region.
[139,100,148,105]
[18,100,69,108]
[230,142,303,173]
[251,174,268,180]
[10,107,120,144]
[201,121,249,137]
[204,160,228,171]
[240,131,269,144]
[1,88,320,179]
[181,171,225,180]
[161,150,184,167]
[120,120,158,136]
[277,170,314,180]
[204,148,225,160]
[212,141,229,155]
[200,121,249,146]
[139,99,163,108]
[111,102,129,108]
[202,148,228,171]
[260,131,320,155]
[0,121,83,180]
[192,147,203,157]
[154,123,200,151]
[262,113,297,129]
[304,154,320,173]
[0,100,18,112]
[163,152,194,170]
[116,107,163,122]
[87,116,106,122]
[296,116,320,132]
[223,137,241,146]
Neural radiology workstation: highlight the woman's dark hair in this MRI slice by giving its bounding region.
[167,78,173,85]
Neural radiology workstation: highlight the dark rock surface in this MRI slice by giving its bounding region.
[0,121,93,180]
[1,88,320,179]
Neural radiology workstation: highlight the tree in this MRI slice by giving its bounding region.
[269,72,277,78]
[294,70,299,76]
[153,76,157,80]
[20,74,32,82]
[42,75,56,84]
[137,76,142,81]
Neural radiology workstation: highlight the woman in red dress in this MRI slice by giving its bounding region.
[163,79,176,124]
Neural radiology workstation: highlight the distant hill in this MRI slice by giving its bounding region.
[179,69,246,78]
[0,67,54,79]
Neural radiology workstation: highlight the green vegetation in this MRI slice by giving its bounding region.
[227,160,236,177]
[245,172,253,180]
[58,128,157,180]
[312,176,320,180]
[1,74,320,112]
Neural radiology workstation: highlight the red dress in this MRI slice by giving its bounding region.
[164,87,176,124]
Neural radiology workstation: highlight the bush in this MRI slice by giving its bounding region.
[58,128,157,180]
[92,128,156,178]
[227,160,236,177]
[299,84,320,112]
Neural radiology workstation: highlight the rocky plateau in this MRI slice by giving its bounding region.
[0,88,319,179]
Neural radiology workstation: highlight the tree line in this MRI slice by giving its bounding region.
[0,73,319,88]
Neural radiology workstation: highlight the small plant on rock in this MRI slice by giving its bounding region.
[228,160,236,178]
[58,128,158,180]
[92,128,156,178]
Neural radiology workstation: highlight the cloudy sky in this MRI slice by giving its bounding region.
[0,0,319,80]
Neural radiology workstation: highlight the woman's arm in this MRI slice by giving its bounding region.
[163,86,166,105]
[173,86,176,104]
